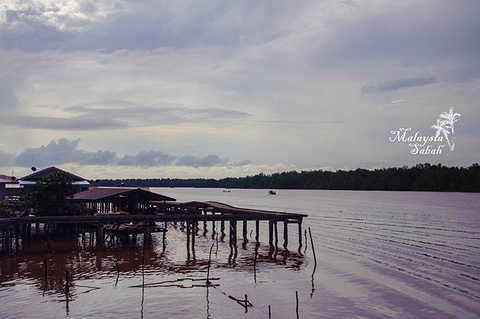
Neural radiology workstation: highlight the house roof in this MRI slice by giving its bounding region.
[0,175,16,184]
[72,187,176,202]
[19,166,90,186]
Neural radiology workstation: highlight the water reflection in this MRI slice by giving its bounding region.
[0,219,306,318]
[0,226,305,294]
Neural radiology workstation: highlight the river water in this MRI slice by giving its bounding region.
[1,189,479,318]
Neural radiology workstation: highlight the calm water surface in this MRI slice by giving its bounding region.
[1,189,479,318]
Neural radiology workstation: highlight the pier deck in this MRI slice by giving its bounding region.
[0,201,307,253]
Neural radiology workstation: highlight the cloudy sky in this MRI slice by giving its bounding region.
[1,0,479,180]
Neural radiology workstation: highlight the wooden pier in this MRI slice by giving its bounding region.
[0,201,307,254]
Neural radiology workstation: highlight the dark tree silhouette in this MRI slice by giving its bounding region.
[96,163,480,192]
[26,171,76,216]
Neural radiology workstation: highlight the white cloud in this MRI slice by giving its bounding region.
[1,0,132,32]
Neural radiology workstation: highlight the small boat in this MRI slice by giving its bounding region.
[268,190,276,195]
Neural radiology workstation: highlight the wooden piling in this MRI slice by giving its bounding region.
[298,221,303,248]
[274,221,278,247]
[308,227,317,268]
[268,220,274,246]
[229,220,237,247]
[221,220,225,234]
[295,290,299,319]
[186,221,191,249]
[203,220,208,236]
[143,224,151,247]
[96,223,104,247]
[211,221,216,239]
[162,221,167,246]
[191,222,195,247]
[44,257,48,280]
[244,294,248,313]
[65,270,70,295]
[242,220,248,240]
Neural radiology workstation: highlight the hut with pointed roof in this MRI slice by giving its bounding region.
[18,166,90,197]
[71,187,176,215]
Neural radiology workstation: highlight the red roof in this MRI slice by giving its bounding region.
[72,187,176,202]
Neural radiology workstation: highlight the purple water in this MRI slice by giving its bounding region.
[1,189,479,318]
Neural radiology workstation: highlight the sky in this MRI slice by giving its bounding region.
[1,0,479,180]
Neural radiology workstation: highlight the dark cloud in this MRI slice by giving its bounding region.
[360,76,437,95]
[11,138,245,168]
[118,151,177,166]
[176,154,227,167]
[14,138,117,167]
[78,150,117,165]
[0,104,249,131]
[0,114,125,130]
[67,104,251,126]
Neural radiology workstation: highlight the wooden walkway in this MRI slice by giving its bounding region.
[0,201,307,253]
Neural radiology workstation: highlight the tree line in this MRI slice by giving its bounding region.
[98,163,480,192]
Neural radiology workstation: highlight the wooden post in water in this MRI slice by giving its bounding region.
[242,220,248,241]
[96,223,104,248]
[242,219,248,249]
[295,290,299,319]
[298,220,303,248]
[45,223,52,250]
[229,220,237,247]
[274,221,278,247]
[186,221,191,250]
[44,257,48,281]
[143,224,151,247]
[191,221,196,248]
[65,270,70,294]
[203,220,208,236]
[283,220,288,249]
[65,270,70,315]
[211,221,216,239]
[221,220,225,234]
[255,220,260,242]
[162,221,167,246]
[268,220,274,246]
[308,227,317,268]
